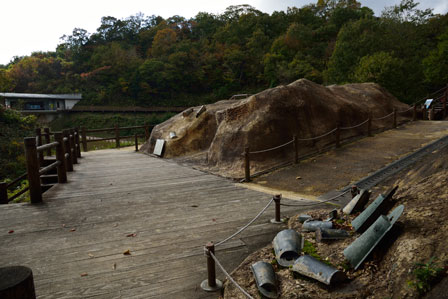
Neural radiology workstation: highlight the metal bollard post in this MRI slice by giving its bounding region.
[270,194,283,224]
[244,146,250,182]
[135,134,138,152]
[115,124,120,148]
[74,128,81,158]
[200,242,223,292]
[412,105,417,121]
[0,182,8,204]
[293,135,298,164]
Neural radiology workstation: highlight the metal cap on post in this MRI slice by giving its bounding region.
[200,242,223,292]
[54,132,67,184]
[270,194,283,224]
[244,146,250,182]
[24,137,42,204]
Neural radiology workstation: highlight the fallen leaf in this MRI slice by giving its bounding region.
[70,228,76,232]
[113,223,118,227]
[190,205,198,208]
[88,253,94,258]
[123,249,131,255]
[296,176,302,180]
[8,230,14,234]
[126,233,137,237]
[113,263,117,270]
[80,273,88,277]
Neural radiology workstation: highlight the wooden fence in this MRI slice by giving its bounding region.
[0,124,152,204]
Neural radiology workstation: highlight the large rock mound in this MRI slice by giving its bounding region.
[141,79,408,178]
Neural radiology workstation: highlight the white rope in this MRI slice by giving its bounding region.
[340,119,369,130]
[280,189,350,207]
[249,139,294,154]
[209,251,254,299]
[215,198,274,247]
[296,127,338,141]
[373,111,394,121]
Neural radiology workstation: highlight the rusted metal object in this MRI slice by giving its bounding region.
[251,261,278,298]
[302,220,332,232]
[342,189,371,215]
[316,228,350,242]
[351,186,398,233]
[292,255,346,285]
[298,214,312,223]
[273,229,303,267]
[182,108,193,117]
[196,105,206,118]
[344,205,404,270]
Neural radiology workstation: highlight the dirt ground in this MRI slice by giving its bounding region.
[250,121,448,198]
[222,137,448,299]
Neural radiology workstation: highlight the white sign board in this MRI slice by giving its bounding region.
[424,99,433,109]
[153,139,165,156]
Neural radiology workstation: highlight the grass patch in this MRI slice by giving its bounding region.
[408,257,445,295]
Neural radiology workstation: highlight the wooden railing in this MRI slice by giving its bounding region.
[80,124,152,152]
[1,124,152,204]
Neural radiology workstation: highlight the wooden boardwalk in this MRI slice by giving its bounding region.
[0,148,304,298]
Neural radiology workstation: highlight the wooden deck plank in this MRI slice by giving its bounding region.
[0,148,314,298]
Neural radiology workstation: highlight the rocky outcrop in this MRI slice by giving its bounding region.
[140,79,409,178]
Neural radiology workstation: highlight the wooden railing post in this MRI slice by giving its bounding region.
[393,108,397,128]
[144,123,150,141]
[69,129,78,164]
[367,114,372,137]
[24,137,42,203]
[81,127,88,152]
[63,130,73,172]
[54,132,67,183]
[135,134,138,152]
[293,135,298,164]
[115,124,120,148]
[44,128,51,156]
[200,242,222,291]
[429,106,435,121]
[0,182,8,204]
[35,128,44,166]
[244,146,250,182]
[412,105,417,121]
[74,128,81,158]
[335,125,341,148]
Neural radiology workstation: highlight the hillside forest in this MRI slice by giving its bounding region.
[1,0,448,107]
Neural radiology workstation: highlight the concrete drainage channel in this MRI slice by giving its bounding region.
[319,134,448,205]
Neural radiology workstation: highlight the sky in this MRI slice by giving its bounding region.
[1,0,447,65]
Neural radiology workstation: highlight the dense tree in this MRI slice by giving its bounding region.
[0,1,446,106]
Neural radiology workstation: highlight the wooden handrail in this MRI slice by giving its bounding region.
[36,142,59,153]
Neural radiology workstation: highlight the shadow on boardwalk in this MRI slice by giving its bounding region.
[0,148,309,298]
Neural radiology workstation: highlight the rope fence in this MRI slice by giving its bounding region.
[279,189,351,207]
[296,127,338,141]
[372,111,394,121]
[340,119,369,130]
[249,140,294,155]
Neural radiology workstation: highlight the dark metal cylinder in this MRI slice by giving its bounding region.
[205,242,216,288]
[244,146,250,182]
[274,194,281,222]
